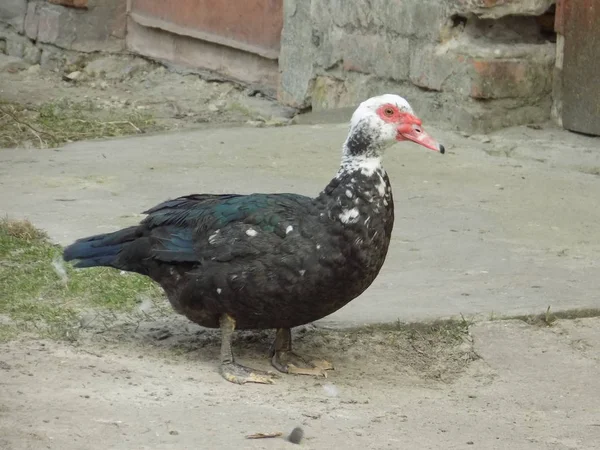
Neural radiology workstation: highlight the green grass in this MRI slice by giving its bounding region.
[0,218,164,341]
[0,98,160,149]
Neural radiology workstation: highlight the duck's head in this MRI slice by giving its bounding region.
[344,94,445,158]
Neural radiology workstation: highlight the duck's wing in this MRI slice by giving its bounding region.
[139,192,316,264]
[64,192,316,273]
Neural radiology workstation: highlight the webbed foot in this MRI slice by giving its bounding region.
[271,351,333,377]
[220,361,278,385]
[271,328,334,377]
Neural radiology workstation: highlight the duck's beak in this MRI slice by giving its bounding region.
[397,123,445,154]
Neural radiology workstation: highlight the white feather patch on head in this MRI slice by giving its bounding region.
[285,225,294,234]
[350,94,413,128]
[245,228,257,237]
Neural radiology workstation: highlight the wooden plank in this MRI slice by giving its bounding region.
[562,0,600,135]
[129,0,282,59]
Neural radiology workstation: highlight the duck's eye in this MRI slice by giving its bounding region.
[384,108,395,117]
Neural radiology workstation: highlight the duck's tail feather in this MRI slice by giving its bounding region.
[63,226,139,269]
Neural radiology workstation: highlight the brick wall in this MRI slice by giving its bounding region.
[279,0,557,133]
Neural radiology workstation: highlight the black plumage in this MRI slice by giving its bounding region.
[63,94,444,384]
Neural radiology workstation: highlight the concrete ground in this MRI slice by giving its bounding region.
[0,120,599,325]
[1,119,600,450]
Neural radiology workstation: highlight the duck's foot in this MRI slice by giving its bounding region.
[219,313,277,385]
[271,350,333,377]
[220,361,277,385]
[270,328,334,377]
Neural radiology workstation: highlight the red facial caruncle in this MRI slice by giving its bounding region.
[376,104,445,154]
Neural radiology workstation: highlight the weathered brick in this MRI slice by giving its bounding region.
[554,0,566,35]
[49,0,88,8]
[451,0,555,19]
[409,40,554,100]
[0,0,27,33]
[467,57,554,99]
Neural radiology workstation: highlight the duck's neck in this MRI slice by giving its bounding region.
[338,123,388,177]
[337,153,383,179]
[317,148,392,223]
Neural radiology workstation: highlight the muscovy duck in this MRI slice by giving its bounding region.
[63,94,444,385]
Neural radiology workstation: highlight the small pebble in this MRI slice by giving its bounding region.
[65,71,82,81]
[288,427,304,444]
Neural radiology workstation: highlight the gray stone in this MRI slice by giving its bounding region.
[33,2,125,52]
[277,0,316,108]
[23,43,41,64]
[325,0,448,40]
[40,46,65,71]
[337,31,411,81]
[310,72,450,121]
[279,0,454,109]
[0,39,6,54]
[24,1,39,41]
[451,0,555,20]
[0,0,27,33]
[0,53,29,72]
[5,37,24,58]
[409,44,469,92]
[65,70,83,80]
[26,63,41,74]
[4,33,39,62]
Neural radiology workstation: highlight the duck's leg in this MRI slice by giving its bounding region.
[219,314,277,385]
[271,328,334,377]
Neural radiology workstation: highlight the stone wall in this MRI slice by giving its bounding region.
[1,0,560,133]
[279,0,557,132]
[0,0,125,70]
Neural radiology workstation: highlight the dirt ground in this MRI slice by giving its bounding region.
[0,53,295,148]
[1,52,600,450]
[1,314,599,450]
